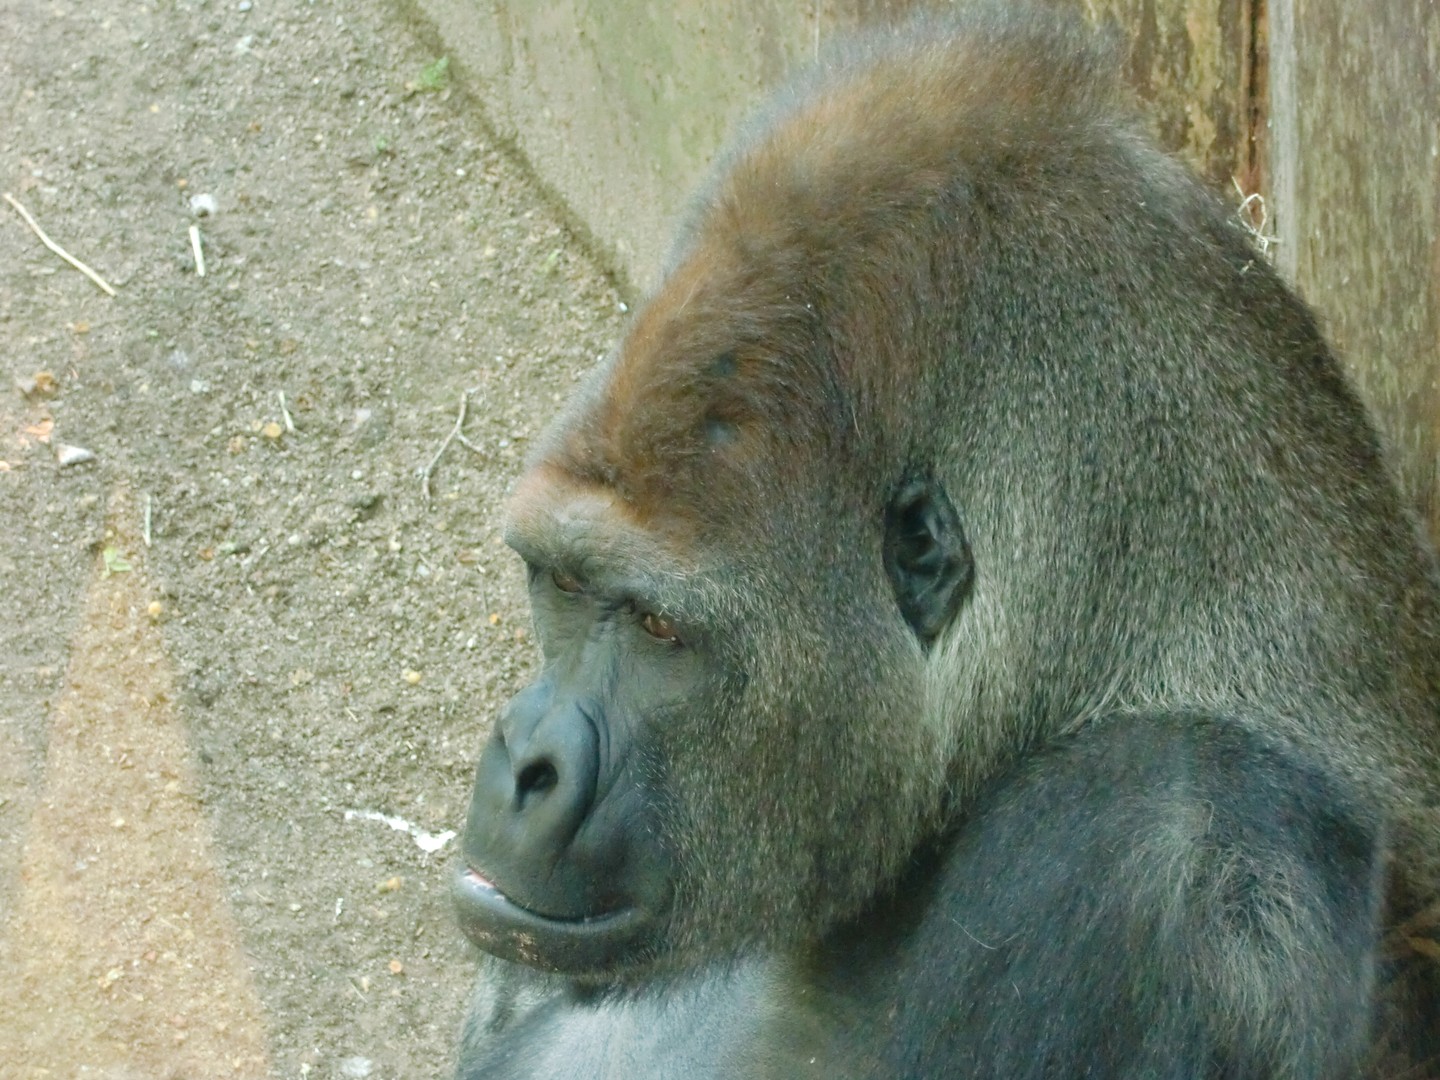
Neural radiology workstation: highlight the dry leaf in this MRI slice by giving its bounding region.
[22,417,54,444]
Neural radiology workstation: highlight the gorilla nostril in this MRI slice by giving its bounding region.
[515,760,559,808]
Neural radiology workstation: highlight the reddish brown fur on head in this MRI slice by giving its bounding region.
[515,14,1127,551]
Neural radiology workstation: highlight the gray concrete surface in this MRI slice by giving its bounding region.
[402,1,906,291]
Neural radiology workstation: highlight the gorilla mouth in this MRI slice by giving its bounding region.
[460,866,626,922]
[452,864,654,974]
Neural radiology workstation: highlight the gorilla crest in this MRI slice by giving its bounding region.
[454,5,1440,1077]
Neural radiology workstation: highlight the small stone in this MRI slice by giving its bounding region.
[15,371,56,398]
[55,443,96,467]
[339,1057,373,1079]
[403,669,422,685]
[189,193,219,217]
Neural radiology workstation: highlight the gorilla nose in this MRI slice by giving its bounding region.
[492,708,598,846]
[514,757,560,810]
[463,695,604,918]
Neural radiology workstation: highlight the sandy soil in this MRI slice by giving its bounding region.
[0,0,625,1076]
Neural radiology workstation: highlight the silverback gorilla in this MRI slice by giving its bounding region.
[452,5,1440,1077]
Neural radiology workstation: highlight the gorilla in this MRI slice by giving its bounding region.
[452,5,1440,1077]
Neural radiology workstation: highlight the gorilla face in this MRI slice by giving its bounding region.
[453,112,983,976]
[453,478,704,977]
[453,449,971,979]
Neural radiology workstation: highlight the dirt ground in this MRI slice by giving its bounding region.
[0,0,627,1076]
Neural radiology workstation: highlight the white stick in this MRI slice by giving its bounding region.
[189,224,206,277]
[4,191,117,296]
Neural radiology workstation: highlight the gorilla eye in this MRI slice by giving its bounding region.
[551,569,584,594]
[640,611,682,645]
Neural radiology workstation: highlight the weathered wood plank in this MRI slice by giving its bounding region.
[1080,0,1259,190]
[1270,0,1440,531]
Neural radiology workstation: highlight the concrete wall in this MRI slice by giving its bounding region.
[405,1,901,292]
[401,0,1254,292]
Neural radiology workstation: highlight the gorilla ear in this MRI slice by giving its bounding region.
[883,477,973,646]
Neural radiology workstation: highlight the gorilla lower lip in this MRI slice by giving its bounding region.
[454,865,655,974]
[461,866,621,922]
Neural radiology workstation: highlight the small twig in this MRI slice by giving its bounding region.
[188,224,206,277]
[278,390,295,433]
[4,191,117,296]
[421,388,485,500]
[143,493,153,547]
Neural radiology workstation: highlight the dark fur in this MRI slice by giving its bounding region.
[456,4,1440,1076]
[461,719,1394,1078]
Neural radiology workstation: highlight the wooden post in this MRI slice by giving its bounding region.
[1269,0,1440,533]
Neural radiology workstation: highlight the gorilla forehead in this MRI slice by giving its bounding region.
[538,259,849,535]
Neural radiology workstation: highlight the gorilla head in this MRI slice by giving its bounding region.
[452,6,1440,1019]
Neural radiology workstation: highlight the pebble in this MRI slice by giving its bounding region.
[55,443,96,467]
[189,193,219,217]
